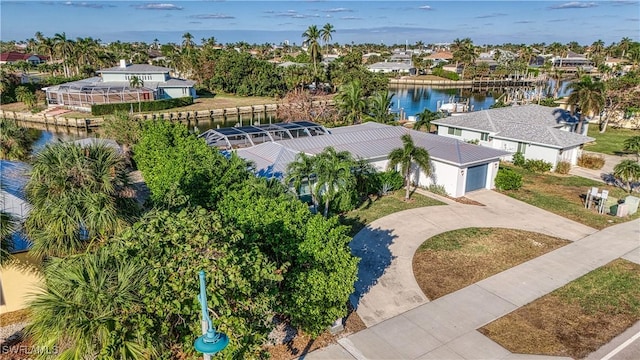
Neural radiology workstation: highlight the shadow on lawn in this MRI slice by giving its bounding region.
[348,226,397,311]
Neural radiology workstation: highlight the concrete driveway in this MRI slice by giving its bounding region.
[306,189,639,360]
[569,151,633,183]
[350,189,596,327]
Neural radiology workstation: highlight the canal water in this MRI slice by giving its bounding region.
[388,80,572,118]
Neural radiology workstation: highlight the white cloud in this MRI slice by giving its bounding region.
[549,2,598,10]
[135,3,183,11]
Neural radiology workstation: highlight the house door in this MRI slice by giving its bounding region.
[465,164,488,193]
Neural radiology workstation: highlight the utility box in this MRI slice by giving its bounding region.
[624,196,639,215]
[616,204,629,217]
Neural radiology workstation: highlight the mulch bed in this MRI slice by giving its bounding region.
[265,306,366,359]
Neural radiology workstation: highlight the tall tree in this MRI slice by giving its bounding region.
[413,108,442,132]
[366,91,396,124]
[0,118,33,161]
[613,159,640,193]
[320,23,335,54]
[24,142,139,258]
[336,80,367,125]
[302,25,322,73]
[285,152,318,209]
[53,32,74,77]
[387,134,432,200]
[567,76,605,134]
[314,147,355,217]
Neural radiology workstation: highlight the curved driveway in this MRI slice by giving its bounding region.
[350,189,597,327]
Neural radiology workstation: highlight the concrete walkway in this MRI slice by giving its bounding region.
[307,215,640,360]
[349,190,596,327]
[569,151,631,183]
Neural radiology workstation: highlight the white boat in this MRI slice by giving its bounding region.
[438,97,474,115]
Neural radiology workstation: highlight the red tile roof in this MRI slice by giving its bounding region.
[0,52,47,62]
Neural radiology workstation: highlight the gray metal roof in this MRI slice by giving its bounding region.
[431,104,594,148]
[99,64,172,73]
[233,122,509,177]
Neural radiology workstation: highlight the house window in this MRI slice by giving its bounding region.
[448,127,462,136]
[517,142,527,154]
[481,133,489,141]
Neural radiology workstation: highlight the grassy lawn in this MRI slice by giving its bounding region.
[480,259,640,359]
[340,190,445,236]
[498,164,640,229]
[585,126,640,155]
[413,228,569,300]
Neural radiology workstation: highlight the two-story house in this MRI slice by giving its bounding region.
[43,60,196,112]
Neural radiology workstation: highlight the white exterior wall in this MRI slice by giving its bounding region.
[417,161,463,197]
[369,159,389,172]
[161,87,195,99]
[486,160,500,190]
[524,144,561,168]
[102,72,168,82]
[558,146,581,166]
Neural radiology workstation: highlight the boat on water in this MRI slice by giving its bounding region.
[437,96,474,116]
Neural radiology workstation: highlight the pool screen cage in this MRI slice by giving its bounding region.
[199,121,330,149]
[46,84,155,110]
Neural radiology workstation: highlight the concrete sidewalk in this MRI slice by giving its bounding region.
[569,151,631,183]
[307,218,640,360]
[350,190,595,327]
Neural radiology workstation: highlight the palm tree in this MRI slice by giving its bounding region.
[613,160,640,193]
[285,152,318,209]
[623,136,640,162]
[129,76,144,112]
[0,119,32,161]
[366,91,396,124]
[53,32,75,77]
[414,109,442,132]
[387,134,432,200]
[567,76,605,134]
[24,142,139,258]
[302,25,322,73]
[336,80,367,125]
[320,23,335,54]
[27,248,154,358]
[314,147,355,217]
[14,86,37,110]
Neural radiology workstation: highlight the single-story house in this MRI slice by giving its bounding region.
[367,62,416,75]
[43,60,196,112]
[0,52,47,65]
[232,122,510,198]
[432,104,595,169]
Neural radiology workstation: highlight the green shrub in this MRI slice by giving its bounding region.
[377,170,404,195]
[512,152,525,167]
[91,97,194,116]
[495,168,523,191]
[555,161,571,174]
[432,67,460,81]
[427,184,448,196]
[523,159,553,173]
[577,153,605,170]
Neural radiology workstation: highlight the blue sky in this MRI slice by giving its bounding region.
[1,1,638,46]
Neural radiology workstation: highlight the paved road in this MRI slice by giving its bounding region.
[306,190,639,360]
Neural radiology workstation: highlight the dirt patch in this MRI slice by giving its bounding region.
[413,228,569,300]
[450,196,484,206]
[479,259,640,359]
[265,306,366,359]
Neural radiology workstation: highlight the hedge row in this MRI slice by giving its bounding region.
[91,97,193,116]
